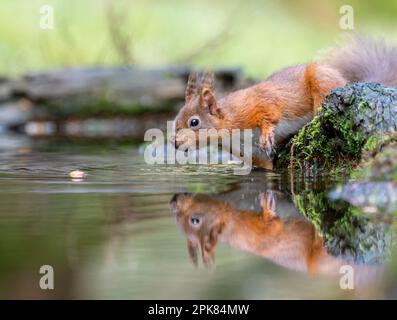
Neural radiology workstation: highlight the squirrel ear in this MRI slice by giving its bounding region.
[200,88,223,118]
[185,72,197,103]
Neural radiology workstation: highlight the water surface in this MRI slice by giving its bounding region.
[0,137,396,299]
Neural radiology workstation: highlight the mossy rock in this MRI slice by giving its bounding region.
[276,83,397,172]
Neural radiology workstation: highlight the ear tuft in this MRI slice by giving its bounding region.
[200,71,215,89]
[185,72,198,103]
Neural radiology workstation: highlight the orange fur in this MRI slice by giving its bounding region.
[305,63,347,113]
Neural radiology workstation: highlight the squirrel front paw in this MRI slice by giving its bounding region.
[259,127,275,157]
[259,191,277,219]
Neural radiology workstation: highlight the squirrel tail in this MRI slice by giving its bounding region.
[323,35,397,87]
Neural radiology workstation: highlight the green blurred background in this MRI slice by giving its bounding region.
[0,0,396,77]
[0,0,397,299]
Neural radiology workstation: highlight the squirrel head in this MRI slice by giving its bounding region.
[172,72,225,148]
[170,193,226,268]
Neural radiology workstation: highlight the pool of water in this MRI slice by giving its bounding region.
[0,136,396,299]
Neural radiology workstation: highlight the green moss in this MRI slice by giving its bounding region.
[363,134,383,154]
[277,107,363,172]
[330,109,366,157]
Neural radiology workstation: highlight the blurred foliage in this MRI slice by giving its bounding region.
[0,0,396,76]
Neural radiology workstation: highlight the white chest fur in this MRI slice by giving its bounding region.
[274,115,313,141]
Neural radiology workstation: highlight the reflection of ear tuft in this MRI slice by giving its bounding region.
[187,239,199,268]
[199,223,224,269]
[201,241,215,269]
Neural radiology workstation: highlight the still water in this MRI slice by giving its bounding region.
[0,136,396,299]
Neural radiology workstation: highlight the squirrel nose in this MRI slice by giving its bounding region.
[169,135,180,149]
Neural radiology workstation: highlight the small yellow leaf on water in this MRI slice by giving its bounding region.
[68,170,86,179]
[227,160,242,165]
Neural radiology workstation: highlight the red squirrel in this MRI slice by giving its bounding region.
[173,37,397,156]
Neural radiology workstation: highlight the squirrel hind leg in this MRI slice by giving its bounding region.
[305,63,348,113]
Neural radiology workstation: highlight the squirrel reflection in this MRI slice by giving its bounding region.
[170,191,379,278]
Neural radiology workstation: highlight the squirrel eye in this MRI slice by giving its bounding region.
[189,118,200,128]
[190,217,201,225]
